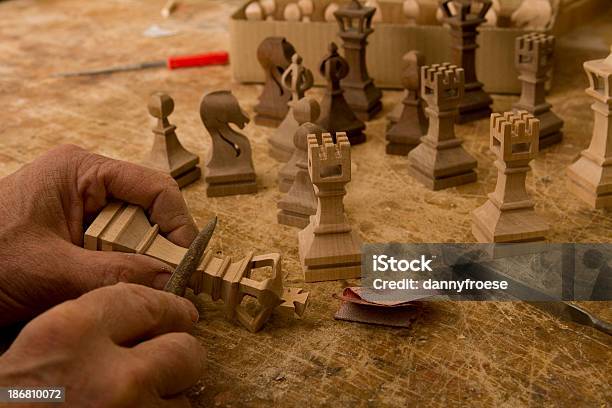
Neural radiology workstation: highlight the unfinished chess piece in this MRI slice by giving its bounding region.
[440,0,493,123]
[142,92,201,188]
[269,53,314,162]
[283,2,302,21]
[386,51,428,155]
[254,37,296,127]
[245,1,264,20]
[408,63,478,190]
[317,42,366,145]
[298,133,362,282]
[472,111,548,242]
[513,33,563,148]
[201,91,257,197]
[511,0,552,30]
[278,97,322,192]
[261,0,277,20]
[403,0,420,24]
[324,2,340,22]
[298,0,314,22]
[567,47,612,209]
[335,0,383,121]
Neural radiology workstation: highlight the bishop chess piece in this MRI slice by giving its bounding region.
[386,50,428,155]
[567,47,612,209]
[513,33,563,148]
[254,37,296,127]
[200,90,257,197]
[298,133,362,282]
[142,92,201,188]
[334,0,383,121]
[317,42,366,145]
[408,63,477,190]
[472,111,549,242]
[440,0,493,123]
[269,53,314,162]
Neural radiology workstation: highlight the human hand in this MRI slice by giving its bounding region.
[0,283,204,407]
[0,145,198,326]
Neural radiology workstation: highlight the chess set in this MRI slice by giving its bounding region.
[85,0,611,331]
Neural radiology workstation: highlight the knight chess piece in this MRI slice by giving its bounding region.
[200,90,257,197]
[253,37,296,127]
[142,92,201,188]
[298,133,362,282]
[472,111,549,242]
[408,63,478,190]
[386,50,428,155]
[513,33,563,148]
[317,42,366,145]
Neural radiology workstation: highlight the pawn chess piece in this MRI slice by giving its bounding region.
[511,0,552,30]
[403,0,420,24]
[142,92,201,188]
[245,1,264,20]
[269,53,314,162]
[317,42,366,145]
[254,37,296,127]
[567,47,612,209]
[200,91,257,197]
[298,0,314,21]
[261,0,277,20]
[298,133,362,282]
[472,111,549,242]
[408,63,478,190]
[365,0,383,23]
[386,50,428,155]
[278,97,323,192]
[513,33,563,148]
[324,2,340,22]
[283,2,302,21]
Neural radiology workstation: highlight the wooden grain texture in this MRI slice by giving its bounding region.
[0,1,611,407]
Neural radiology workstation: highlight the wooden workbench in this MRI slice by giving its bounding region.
[0,1,610,406]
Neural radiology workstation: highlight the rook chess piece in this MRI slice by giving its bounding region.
[298,133,362,282]
[567,47,612,209]
[472,111,549,242]
[440,0,493,123]
[253,37,296,127]
[200,91,257,197]
[142,92,201,188]
[317,42,366,145]
[386,50,428,155]
[269,53,314,162]
[513,33,563,148]
[408,63,478,190]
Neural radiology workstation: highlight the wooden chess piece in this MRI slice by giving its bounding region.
[324,2,340,22]
[440,0,493,123]
[278,97,322,193]
[283,2,302,21]
[386,51,428,155]
[253,37,296,127]
[408,63,478,190]
[334,0,383,121]
[511,0,552,30]
[567,47,612,209]
[513,33,563,148]
[261,0,277,20]
[245,1,264,20]
[472,111,548,242]
[298,0,314,22]
[365,0,383,23]
[298,133,362,282]
[200,90,257,197]
[142,92,201,188]
[269,53,314,162]
[403,0,421,25]
[317,42,366,145]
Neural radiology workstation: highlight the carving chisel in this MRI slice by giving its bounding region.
[528,301,612,336]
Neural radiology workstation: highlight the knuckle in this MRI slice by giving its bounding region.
[100,262,136,285]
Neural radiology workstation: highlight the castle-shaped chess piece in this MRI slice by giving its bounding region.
[440,0,493,123]
[472,111,549,242]
[278,100,325,228]
[200,90,257,197]
[567,47,612,209]
[386,50,428,155]
[254,37,296,127]
[334,0,383,121]
[142,92,201,188]
[269,53,314,162]
[317,42,366,145]
[298,133,362,282]
[408,63,477,190]
[513,33,563,148]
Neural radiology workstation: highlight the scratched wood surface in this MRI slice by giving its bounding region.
[0,1,611,406]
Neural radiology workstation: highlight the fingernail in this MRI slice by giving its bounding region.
[153,273,171,290]
[187,303,200,323]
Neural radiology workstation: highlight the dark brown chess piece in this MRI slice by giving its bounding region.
[317,42,366,145]
[440,0,493,124]
[200,90,257,197]
[334,0,383,121]
[253,37,296,127]
[386,50,428,155]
